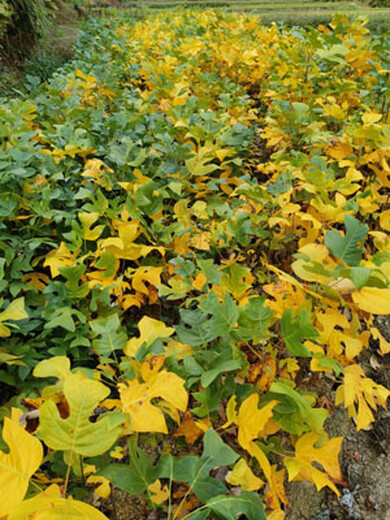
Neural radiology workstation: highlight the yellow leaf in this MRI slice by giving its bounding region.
[0,298,28,337]
[8,484,109,519]
[284,433,342,495]
[124,316,175,357]
[148,479,170,505]
[44,243,78,278]
[222,395,238,429]
[86,474,111,498]
[190,232,211,251]
[130,266,162,295]
[371,327,390,355]
[226,458,264,491]
[362,112,382,125]
[267,511,285,520]
[109,446,124,460]
[265,465,288,511]
[352,287,390,314]
[379,209,390,232]
[0,411,43,517]
[326,142,352,161]
[335,364,390,430]
[119,368,188,433]
[237,394,278,450]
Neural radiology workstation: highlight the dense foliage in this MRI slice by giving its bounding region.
[1,9,390,519]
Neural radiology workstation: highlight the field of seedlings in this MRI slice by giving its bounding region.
[1,6,390,520]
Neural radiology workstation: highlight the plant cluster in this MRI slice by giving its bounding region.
[0,9,390,519]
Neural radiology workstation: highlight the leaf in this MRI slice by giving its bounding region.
[200,359,241,388]
[324,215,368,267]
[237,394,278,451]
[0,411,43,517]
[90,314,127,356]
[281,308,319,357]
[0,298,28,337]
[39,372,123,457]
[176,309,215,347]
[335,364,390,430]
[352,287,390,315]
[119,368,188,433]
[196,492,266,520]
[269,382,328,435]
[78,212,105,241]
[200,428,239,472]
[284,433,342,495]
[148,479,169,505]
[33,356,71,381]
[8,484,108,519]
[101,439,155,495]
[124,316,175,357]
[226,458,264,491]
[44,243,78,278]
[156,454,198,483]
[202,292,239,338]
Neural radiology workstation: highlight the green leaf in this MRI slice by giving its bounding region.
[192,477,227,503]
[155,454,198,483]
[176,309,215,347]
[281,308,319,357]
[268,381,328,435]
[324,215,368,267]
[206,492,266,520]
[235,296,271,342]
[200,359,241,388]
[202,292,239,338]
[200,429,239,473]
[100,437,155,494]
[90,313,127,356]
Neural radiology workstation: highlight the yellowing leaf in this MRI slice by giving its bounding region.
[352,287,390,314]
[21,272,49,291]
[0,298,28,337]
[33,356,71,381]
[0,411,43,517]
[148,479,170,505]
[335,364,390,430]
[124,316,175,357]
[284,433,342,495]
[39,371,123,457]
[226,458,264,491]
[8,484,109,519]
[119,368,188,433]
[78,212,105,241]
